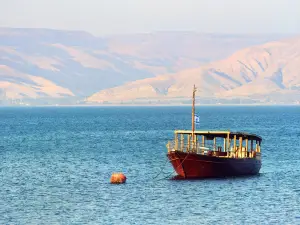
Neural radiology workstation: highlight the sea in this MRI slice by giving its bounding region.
[0,106,300,224]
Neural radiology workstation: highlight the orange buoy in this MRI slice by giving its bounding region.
[110,173,126,184]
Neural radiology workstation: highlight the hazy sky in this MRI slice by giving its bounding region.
[1,0,299,36]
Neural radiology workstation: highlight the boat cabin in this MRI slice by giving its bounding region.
[167,130,262,159]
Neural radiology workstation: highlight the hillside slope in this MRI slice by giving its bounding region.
[0,28,289,103]
[87,37,300,104]
[0,65,74,101]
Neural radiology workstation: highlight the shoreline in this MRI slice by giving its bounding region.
[1,103,300,107]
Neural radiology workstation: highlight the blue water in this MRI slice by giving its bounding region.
[1,106,300,224]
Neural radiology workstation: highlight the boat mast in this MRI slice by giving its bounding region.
[192,84,197,149]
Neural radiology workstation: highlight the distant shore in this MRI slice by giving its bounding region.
[1,103,300,107]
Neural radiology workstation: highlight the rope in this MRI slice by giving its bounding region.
[154,152,190,181]
[152,157,170,180]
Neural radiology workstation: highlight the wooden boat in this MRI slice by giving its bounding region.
[166,85,262,178]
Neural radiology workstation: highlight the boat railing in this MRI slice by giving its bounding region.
[166,141,216,154]
[167,140,259,158]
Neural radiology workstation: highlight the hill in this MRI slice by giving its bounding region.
[87,36,300,105]
[0,27,289,104]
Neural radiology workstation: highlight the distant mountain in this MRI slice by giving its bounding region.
[0,65,73,99]
[0,27,290,104]
[87,36,300,105]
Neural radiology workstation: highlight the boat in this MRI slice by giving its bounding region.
[166,85,262,178]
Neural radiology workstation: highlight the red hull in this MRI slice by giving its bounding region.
[167,151,261,178]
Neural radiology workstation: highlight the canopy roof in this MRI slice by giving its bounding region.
[175,130,262,142]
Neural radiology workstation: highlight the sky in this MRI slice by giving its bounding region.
[0,0,300,36]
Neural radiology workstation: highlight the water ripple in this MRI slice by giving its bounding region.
[0,106,300,224]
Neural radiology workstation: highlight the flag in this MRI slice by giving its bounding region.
[194,114,200,124]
